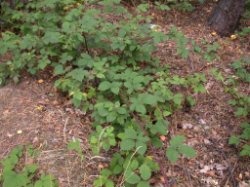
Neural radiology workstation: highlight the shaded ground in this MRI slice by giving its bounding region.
[0,2,250,187]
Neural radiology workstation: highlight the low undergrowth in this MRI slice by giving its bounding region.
[0,0,249,186]
[211,57,250,157]
[0,146,57,187]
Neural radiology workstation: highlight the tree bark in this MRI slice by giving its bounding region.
[208,0,246,36]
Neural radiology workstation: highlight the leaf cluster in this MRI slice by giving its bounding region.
[0,146,57,187]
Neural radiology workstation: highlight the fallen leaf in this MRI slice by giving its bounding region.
[35,105,44,111]
[37,79,44,84]
[211,31,217,36]
[160,136,166,141]
[230,34,237,40]
[17,130,22,134]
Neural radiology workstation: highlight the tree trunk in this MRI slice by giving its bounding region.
[208,0,246,36]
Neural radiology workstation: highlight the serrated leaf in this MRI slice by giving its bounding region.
[54,65,65,75]
[170,135,185,147]
[72,91,83,107]
[105,180,114,187]
[179,145,197,158]
[173,93,183,106]
[229,136,240,145]
[117,107,127,115]
[43,31,62,44]
[97,107,109,117]
[141,93,159,106]
[135,141,147,155]
[235,107,248,117]
[120,139,135,151]
[106,112,117,122]
[166,147,179,163]
[67,69,86,82]
[151,136,163,148]
[240,145,250,156]
[125,128,137,139]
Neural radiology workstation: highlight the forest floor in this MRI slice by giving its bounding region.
[0,2,249,187]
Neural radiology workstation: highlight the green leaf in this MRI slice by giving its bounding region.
[235,107,248,117]
[125,171,141,184]
[179,145,197,158]
[111,86,120,95]
[135,104,146,114]
[135,141,147,155]
[120,139,135,151]
[141,93,159,106]
[67,139,84,160]
[68,139,81,152]
[125,128,137,139]
[117,107,127,115]
[98,81,111,91]
[67,69,86,82]
[166,147,179,163]
[173,93,183,106]
[72,91,83,107]
[54,65,65,75]
[93,177,105,187]
[97,107,109,117]
[170,135,185,147]
[105,180,114,187]
[139,164,151,180]
[106,112,117,122]
[24,164,38,174]
[154,120,168,135]
[137,181,150,187]
[20,34,37,50]
[151,137,163,148]
[130,159,139,170]
[229,136,240,145]
[38,58,51,70]
[240,145,250,156]
[43,31,62,44]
